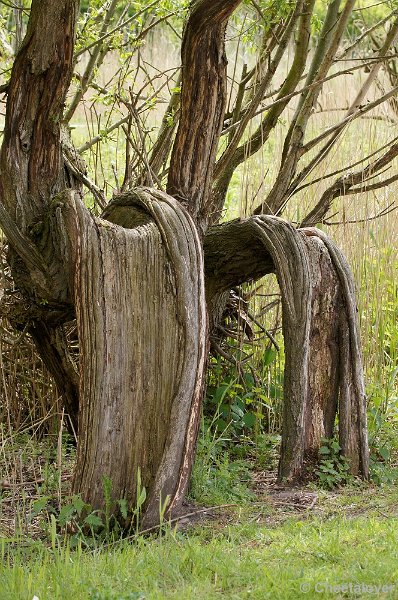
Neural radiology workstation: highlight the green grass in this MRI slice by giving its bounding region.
[1,485,398,599]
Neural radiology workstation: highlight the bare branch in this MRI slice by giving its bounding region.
[214,0,306,182]
[337,8,398,59]
[293,135,398,195]
[283,83,398,208]
[63,155,106,210]
[262,0,357,214]
[136,75,181,187]
[77,115,129,153]
[222,55,398,138]
[301,141,398,226]
[301,85,398,154]
[213,0,314,216]
[259,15,398,217]
[323,202,397,225]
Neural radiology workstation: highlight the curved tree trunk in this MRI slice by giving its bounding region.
[54,188,207,526]
[203,216,369,479]
[303,228,368,477]
[246,218,368,479]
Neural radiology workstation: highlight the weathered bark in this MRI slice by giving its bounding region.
[167,0,242,227]
[226,216,369,479]
[203,219,274,300]
[303,228,368,477]
[0,1,82,435]
[0,1,78,222]
[53,188,207,526]
[303,237,341,457]
[203,215,368,478]
[0,0,79,307]
[251,216,312,478]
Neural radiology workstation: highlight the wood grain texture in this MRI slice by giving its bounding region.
[0,0,79,310]
[303,227,369,478]
[303,236,341,457]
[251,216,312,479]
[248,217,368,480]
[62,188,207,527]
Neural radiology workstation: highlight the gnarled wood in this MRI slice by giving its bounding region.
[251,216,312,478]
[55,188,207,527]
[303,236,341,459]
[303,228,368,477]
[203,219,274,301]
[236,216,369,480]
[0,0,79,309]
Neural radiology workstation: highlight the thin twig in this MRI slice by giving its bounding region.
[323,203,397,226]
[74,1,159,58]
[222,56,398,137]
[63,156,107,209]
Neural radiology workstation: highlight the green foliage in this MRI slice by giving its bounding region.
[205,347,283,441]
[367,367,398,484]
[316,438,352,489]
[26,471,150,548]
[360,246,398,484]
[30,494,105,548]
[189,419,255,505]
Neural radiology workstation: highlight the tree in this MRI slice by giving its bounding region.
[2,0,396,526]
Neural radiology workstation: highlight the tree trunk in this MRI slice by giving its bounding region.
[54,188,207,526]
[203,216,368,479]
[222,217,368,480]
[303,236,341,462]
[303,228,368,477]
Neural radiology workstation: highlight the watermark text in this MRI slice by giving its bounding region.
[300,581,396,594]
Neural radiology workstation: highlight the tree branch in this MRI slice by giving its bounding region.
[301,141,398,226]
[214,0,304,182]
[213,0,313,218]
[261,0,356,214]
[167,0,242,229]
[204,217,274,301]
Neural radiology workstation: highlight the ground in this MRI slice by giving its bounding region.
[1,438,397,599]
